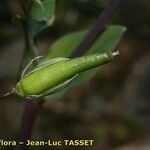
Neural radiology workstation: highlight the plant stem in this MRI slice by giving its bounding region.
[17,100,43,149]
[17,21,29,81]
[0,91,14,101]
[17,22,38,81]
[70,0,123,58]
[17,9,41,150]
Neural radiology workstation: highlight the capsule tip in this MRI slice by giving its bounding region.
[113,50,120,56]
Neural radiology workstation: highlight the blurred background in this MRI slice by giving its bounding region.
[0,0,150,149]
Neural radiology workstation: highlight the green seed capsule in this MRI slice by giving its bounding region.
[14,50,119,99]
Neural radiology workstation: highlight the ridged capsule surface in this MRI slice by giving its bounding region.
[15,51,118,98]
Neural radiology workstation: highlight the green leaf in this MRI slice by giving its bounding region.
[45,30,87,59]
[46,25,126,59]
[29,0,55,37]
[45,25,126,99]
[30,0,55,24]
[88,25,126,53]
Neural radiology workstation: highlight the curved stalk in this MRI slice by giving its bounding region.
[0,91,15,101]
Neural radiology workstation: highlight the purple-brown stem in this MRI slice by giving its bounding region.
[0,91,14,101]
[70,0,123,57]
[17,100,43,150]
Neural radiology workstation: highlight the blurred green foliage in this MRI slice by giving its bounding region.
[0,0,150,149]
[29,0,56,37]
